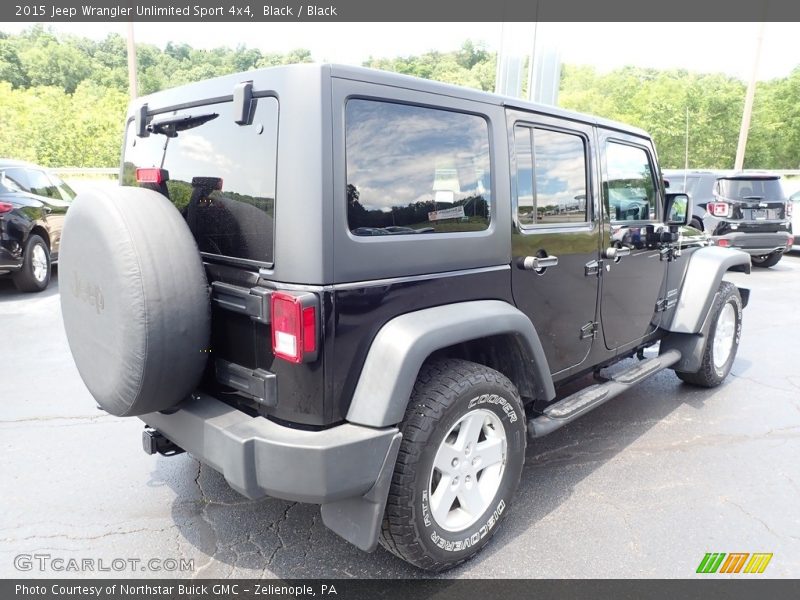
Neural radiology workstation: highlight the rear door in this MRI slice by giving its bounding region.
[508,111,600,375]
[598,132,668,351]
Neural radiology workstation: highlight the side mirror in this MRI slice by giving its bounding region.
[665,192,692,226]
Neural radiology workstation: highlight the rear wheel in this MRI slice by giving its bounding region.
[12,234,50,292]
[676,281,742,387]
[751,251,782,268]
[379,359,526,571]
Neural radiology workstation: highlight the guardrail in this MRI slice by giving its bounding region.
[52,167,118,177]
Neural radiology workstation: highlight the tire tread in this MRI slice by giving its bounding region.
[379,358,524,571]
[677,281,741,387]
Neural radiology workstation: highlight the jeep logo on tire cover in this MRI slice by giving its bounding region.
[71,271,105,314]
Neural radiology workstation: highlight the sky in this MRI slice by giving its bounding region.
[1,21,798,82]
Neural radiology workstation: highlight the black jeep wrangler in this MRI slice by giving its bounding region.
[60,64,751,571]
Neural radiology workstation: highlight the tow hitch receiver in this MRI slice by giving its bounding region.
[142,428,185,457]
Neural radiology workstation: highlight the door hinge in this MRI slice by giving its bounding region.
[580,321,598,339]
[585,259,601,277]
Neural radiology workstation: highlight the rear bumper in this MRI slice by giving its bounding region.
[711,231,792,255]
[0,244,22,272]
[140,392,400,504]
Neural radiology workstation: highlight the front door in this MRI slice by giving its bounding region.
[597,133,668,350]
[509,113,600,375]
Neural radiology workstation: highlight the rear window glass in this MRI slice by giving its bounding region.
[345,99,491,236]
[122,98,278,265]
[0,170,24,193]
[717,178,785,201]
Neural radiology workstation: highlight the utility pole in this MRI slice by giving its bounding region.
[734,22,766,170]
[126,22,139,99]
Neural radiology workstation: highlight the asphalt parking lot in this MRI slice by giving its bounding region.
[1,254,799,579]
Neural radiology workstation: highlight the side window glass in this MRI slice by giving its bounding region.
[605,142,657,222]
[515,127,534,226]
[26,170,61,200]
[346,99,491,236]
[515,125,588,227]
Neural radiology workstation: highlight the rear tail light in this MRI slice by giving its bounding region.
[136,168,166,184]
[0,202,13,214]
[707,202,730,217]
[717,239,730,247]
[270,291,318,364]
[788,236,794,248]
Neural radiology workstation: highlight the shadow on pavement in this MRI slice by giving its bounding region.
[0,268,60,302]
[151,365,702,578]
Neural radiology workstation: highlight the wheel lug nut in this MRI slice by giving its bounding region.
[452,477,459,487]
[451,458,459,467]
[472,457,479,466]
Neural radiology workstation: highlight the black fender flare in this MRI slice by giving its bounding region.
[664,246,750,334]
[346,300,555,428]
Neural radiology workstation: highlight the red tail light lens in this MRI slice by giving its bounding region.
[136,168,165,184]
[717,239,730,247]
[0,202,13,214]
[270,291,318,364]
[302,305,317,354]
[707,202,730,217]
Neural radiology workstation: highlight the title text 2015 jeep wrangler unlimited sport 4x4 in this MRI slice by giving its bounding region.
[60,64,750,571]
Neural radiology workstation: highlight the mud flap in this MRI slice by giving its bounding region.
[320,432,402,551]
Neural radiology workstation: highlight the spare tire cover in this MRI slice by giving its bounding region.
[60,186,210,416]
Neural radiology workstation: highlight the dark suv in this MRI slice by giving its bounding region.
[0,159,75,291]
[663,169,793,267]
[60,65,751,571]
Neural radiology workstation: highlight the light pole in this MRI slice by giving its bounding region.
[734,22,766,170]
[126,22,139,99]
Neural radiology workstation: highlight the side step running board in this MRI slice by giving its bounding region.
[528,349,682,438]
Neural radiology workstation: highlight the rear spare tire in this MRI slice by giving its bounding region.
[59,186,210,416]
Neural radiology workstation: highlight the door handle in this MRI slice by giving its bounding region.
[519,255,559,271]
[603,246,631,260]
